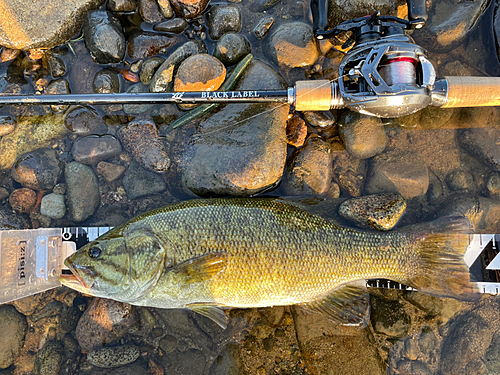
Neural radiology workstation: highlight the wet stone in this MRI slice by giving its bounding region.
[207,4,242,40]
[122,160,167,199]
[0,187,8,201]
[303,110,335,128]
[338,193,406,231]
[170,0,209,19]
[485,331,500,373]
[12,148,62,191]
[53,183,66,195]
[153,18,188,33]
[72,135,122,165]
[88,345,140,368]
[0,115,15,137]
[65,162,100,222]
[158,0,174,18]
[9,188,37,213]
[93,68,120,94]
[339,111,387,159]
[46,78,70,113]
[34,341,63,375]
[432,193,482,227]
[96,161,127,183]
[83,10,126,64]
[128,31,178,59]
[403,291,462,322]
[1,48,21,62]
[486,173,500,199]
[64,106,108,135]
[370,295,411,338]
[445,169,473,191]
[365,151,429,199]
[117,119,170,173]
[123,84,155,115]
[214,33,251,66]
[107,0,137,11]
[76,298,137,353]
[331,141,366,197]
[150,40,207,93]
[139,56,165,84]
[40,193,66,219]
[286,113,307,147]
[457,127,500,171]
[283,135,333,196]
[0,305,27,369]
[139,0,163,23]
[253,16,274,39]
[46,53,66,78]
[266,22,320,68]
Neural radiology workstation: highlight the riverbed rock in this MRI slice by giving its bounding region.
[286,113,307,147]
[339,111,387,159]
[0,115,15,137]
[150,40,207,93]
[64,106,108,135]
[88,345,140,368]
[0,0,105,50]
[96,161,127,183]
[457,127,500,171]
[303,110,336,128]
[71,135,122,165]
[181,60,289,196]
[40,193,66,219]
[331,141,367,197]
[0,305,27,369]
[93,68,120,94]
[283,135,333,196]
[170,0,209,19]
[108,0,137,12]
[140,56,165,84]
[139,0,163,23]
[9,188,37,213]
[174,54,226,92]
[122,160,167,199]
[46,78,70,113]
[214,33,251,66]
[266,22,320,68]
[327,0,399,27]
[34,340,63,375]
[65,162,100,222]
[11,148,63,191]
[127,31,178,59]
[207,4,242,40]
[153,18,188,33]
[338,193,406,231]
[83,10,126,64]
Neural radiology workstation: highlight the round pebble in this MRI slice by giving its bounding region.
[213,32,251,65]
[0,187,8,201]
[93,68,120,94]
[302,111,336,128]
[0,116,15,137]
[9,188,38,213]
[97,161,127,183]
[64,106,108,136]
[174,53,226,92]
[206,4,242,40]
[34,341,63,375]
[286,113,307,147]
[487,173,500,199]
[446,169,473,191]
[11,148,63,191]
[87,345,140,368]
[107,0,138,12]
[153,18,188,33]
[71,135,123,165]
[65,162,100,222]
[46,78,70,113]
[139,56,165,84]
[40,193,66,219]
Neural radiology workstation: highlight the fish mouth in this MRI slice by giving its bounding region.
[59,261,94,294]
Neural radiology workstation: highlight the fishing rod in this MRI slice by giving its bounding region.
[1,0,500,117]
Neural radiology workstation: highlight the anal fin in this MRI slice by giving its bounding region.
[299,282,370,327]
[186,304,228,329]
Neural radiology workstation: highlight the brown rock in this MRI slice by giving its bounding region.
[170,0,209,19]
[286,113,307,147]
[127,31,178,59]
[174,53,226,92]
[97,162,127,183]
[9,188,37,213]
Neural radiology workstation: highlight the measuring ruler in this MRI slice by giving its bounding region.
[0,228,498,304]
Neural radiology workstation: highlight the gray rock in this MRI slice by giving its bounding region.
[365,151,429,199]
[327,0,398,27]
[339,111,387,159]
[40,193,66,219]
[181,60,288,196]
[150,40,207,93]
[53,183,66,195]
[60,305,83,332]
[11,148,62,191]
[140,56,165,85]
[46,53,66,78]
[213,33,251,66]
[0,0,105,50]
[153,18,188,33]
[370,295,411,338]
[96,161,127,183]
[170,0,209,19]
[207,4,242,40]
[415,0,489,52]
[93,68,120,94]
[34,341,63,375]
[88,345,140,368]
[431,193,482,228]
[76,298,138,352]
[266,22,320,68]
[331,141,367,197]
[64,106,108,135]
[0,305,27,369]
[338,193,406,231]
[108,0,137,12]
[486,173,500,199]
[303,110,336,128]
[162,349,206,375]
[139,0,163,23]
[127,30,178,59]
[0,187,8,201]
[403,292,462,322]
[391,360,433,375]
[458,127,500,171]
[283,135,333,196]
[486,331,500,373]
[445,169,473,191]
[65,162,100,222]
[83,10,126,64]
[103,362,149,375]
[253,16,274,40]
[251,0,280,12]
[0,116,15,137]
[46,78,70,113]
[122,160,167,199]
[72,135,122,165]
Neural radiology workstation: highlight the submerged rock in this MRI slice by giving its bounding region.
[71,135,122,165]
[0,305,27,369]
[40,193,66,219]
[127,31,178,59]
[457,127,500,171]
[87,345,140,368]
[170,0,209,19]
[122,160,167,199]
[181,60,289,196]
[214,33,251,66]
[207,4,242,40]
[11,148,63,191]
[9,188,37,214]
[331,141,367,197]
[0,0,105,50]
[34,341,63,375]
[65,162,100,222]
[64,106,108,135]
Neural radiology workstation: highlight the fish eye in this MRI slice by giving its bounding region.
[88,247,102,259]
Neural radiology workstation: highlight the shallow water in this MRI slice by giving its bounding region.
[1,0,500,374]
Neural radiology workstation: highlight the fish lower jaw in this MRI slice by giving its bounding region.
[59,274,93,295]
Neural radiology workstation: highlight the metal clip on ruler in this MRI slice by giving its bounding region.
[0,228,498,304]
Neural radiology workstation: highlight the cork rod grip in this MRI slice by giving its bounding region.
[442,76,500,108]
[294,80,332,111]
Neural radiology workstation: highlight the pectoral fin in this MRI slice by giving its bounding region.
[299,282,370,327]
[185,304,228,329]
[171,253,227,284]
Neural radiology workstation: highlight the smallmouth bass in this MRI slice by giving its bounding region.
[60,198,477,328]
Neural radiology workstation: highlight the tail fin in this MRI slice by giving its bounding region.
[405,216,479,301]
